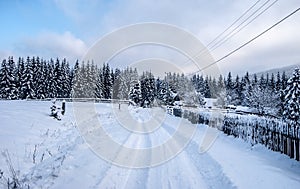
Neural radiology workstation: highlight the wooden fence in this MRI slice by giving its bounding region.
[182,110,300,161]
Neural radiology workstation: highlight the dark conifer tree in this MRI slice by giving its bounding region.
[102,63,112,99]
[20,57,35,99]
[0,57,17,99]
[140,72,156,107]
[46,59,57,98]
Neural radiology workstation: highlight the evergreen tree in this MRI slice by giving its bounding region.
[283,68,300,125]
[229,75,241,106]
[95,66,104,98]
[140,72,156,107]
[60,59,72,98]
[117,69,130,99]
[71,60,82,98]
[46,59,57,98]
[0,57,18,99]
[20,57,35,99]
[269,73,276,90]
[197,75,206,96]
[16,57,25,98]
[83,61,96,98]
[225,72,234,104]
[204,76,211,98]
[259,74,267,89]
[102,63,112,99]
[217,75,225,93]
[112,68,121,99]
[281,71,288,90]
[275,72,281,91]
[129,80,141,105]
[209,76,218,98]
[253,73,258,85]
[35,59,47,99]
[54,58,63,97]
[157,79,172,105]
[241,72,252,106]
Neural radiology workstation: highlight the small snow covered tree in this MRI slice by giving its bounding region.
[129,80,142,105]
[283,68,300,125]
[50,98,61,120]
[140,72,156,108]
[157,79,172,105]
[196,91,206,107]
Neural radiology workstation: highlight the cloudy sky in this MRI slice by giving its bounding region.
[0,0,299,76]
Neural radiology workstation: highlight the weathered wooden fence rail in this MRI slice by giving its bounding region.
[182,110,300,161]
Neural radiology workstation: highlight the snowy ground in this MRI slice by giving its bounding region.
[0,101,299,188]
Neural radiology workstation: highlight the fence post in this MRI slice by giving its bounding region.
[291,138,294,159]
[296,139,300,161]
[284,135,287,155]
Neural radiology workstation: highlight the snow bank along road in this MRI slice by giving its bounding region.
[0,101,299,188]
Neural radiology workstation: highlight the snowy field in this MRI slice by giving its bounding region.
[0,101,300,188]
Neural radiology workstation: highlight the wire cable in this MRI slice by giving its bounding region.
[210,0,278,52]
[206,0,262,49]
[182,0,276,68]
[189,7,300,75]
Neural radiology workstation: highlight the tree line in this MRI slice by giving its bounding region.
[0,56,204,107]
[192,71,290,116]
[0,56,299,124]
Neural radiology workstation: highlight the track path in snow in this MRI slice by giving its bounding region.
[2,101,299,189]
[87,106,235,189]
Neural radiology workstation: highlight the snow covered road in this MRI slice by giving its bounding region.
[0,101,299,189]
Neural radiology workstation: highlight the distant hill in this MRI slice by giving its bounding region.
[253,63,300,77]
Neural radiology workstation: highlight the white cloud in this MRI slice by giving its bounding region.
[8,0,300,74]
[15,31,88,63]
[90,0,300,75]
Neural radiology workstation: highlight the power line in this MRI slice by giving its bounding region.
[190,7,300,75]
[206,0,262,49]
[208,0,275,51]
[182,0,275,68]
[210,0,278,52]
[189,0,265,61]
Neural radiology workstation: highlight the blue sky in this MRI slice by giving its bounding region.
[0,0,299,75]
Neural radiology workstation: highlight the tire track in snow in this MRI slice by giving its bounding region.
[145,116,208,189]
[94,133,148,188]
[162,117,236,189]
[64,106,234,188]
[120,131,152,189]
[92,111,152,189]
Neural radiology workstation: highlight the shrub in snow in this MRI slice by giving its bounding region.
[50,99,61,120]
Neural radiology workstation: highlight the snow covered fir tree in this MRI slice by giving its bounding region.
[283,68,300,131]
